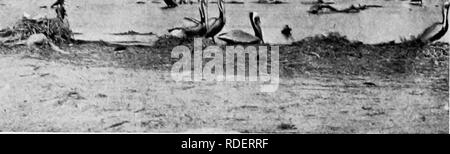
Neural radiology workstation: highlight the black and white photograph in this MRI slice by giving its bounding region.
[0,0,449,139]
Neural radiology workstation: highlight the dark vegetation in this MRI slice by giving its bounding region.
[1,32,447,81]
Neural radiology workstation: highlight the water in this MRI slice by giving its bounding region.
[1,0,449,44]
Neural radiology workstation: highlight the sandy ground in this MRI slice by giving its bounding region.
[0,44,448,133]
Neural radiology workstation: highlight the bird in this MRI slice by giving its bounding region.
[136,1,146,4]
[54,5,67,20]
[50,0,67,20]
[168,1,208,37]
[410,0,423,6]
[281,25,295,41]
[308,4,339,14]
[51,0,65,8]
[339,4,361,13]
[217,12,264,44]
[204,0,226,43]
[183,0,209,29]
[164,0,178,8]
[417,2,449,43]
[301,0,335,5]
[281,25,292,37]
[184,0,226,43]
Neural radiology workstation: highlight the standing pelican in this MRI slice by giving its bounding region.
[205,0,226,43]
[184,0,225,42]
[217,12,263,44]
[168,1,208,37]
[184,0,209,31]
[418,2,449,43]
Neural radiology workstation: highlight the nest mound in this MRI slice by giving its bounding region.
[283,32,448,76]
[1,17,73,45]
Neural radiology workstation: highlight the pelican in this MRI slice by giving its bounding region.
[164,0,178,8]
[418,2,449,43]
[168,1,208,37]
[217,12,263,44]
[410,0,423,6]
[184,0,226,42]
[55,4,67,20]
[308,4,338,14]
[205,0,226,43]
[281,25,292,37]
[281,25,294,41]
[49,0,67,20]
[51,0,65,8]
[184,0,209,29]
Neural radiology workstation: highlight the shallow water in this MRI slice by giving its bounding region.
[0,0,448,44]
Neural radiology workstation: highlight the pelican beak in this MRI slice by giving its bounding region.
[201,0,209,31]
[250,12,255,21]
[219,0,225,13]
[199,7,204,23]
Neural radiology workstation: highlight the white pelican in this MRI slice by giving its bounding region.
[217,12,263,44]
[418,2,449,43]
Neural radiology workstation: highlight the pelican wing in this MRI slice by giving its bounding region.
[168,25,205,37]
[418,22,443,42]
[320,5,339,12]
[208,18,220,25]
[184,25,205,36]
[184,17,202,25]
[206,17,223,36]
[218,30,261,44]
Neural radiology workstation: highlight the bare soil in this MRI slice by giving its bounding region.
[0,34,448,133]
